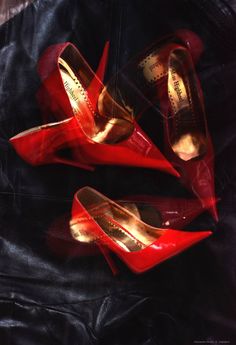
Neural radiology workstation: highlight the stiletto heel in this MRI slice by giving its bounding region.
[10,43,178,175]
[87,41,110,109]
[70,187,212,274]
[9,118,94,170]
[98,244,119,275]
[159,46,218,220]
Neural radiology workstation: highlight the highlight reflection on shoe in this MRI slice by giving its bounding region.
[172,132,207,161]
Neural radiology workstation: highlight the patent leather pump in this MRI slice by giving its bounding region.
[70,187,212,274]
[46,195,216,259]
[10,44,178,175]
[159,45,218,220]
[9,118,94,170]
[10,115,180,174]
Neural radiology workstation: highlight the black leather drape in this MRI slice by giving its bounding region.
[0,0,236,344]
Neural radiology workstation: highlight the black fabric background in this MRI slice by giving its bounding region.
[0,0,236,344]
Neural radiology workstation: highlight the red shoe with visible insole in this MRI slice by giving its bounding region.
[70,187,212,274]
[10,42,179,176]
[9,115,179,175]
[157,45,218,221]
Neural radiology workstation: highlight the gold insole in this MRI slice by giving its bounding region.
[70,201,163,252]
[59,58,134,144]
[168,52,206,161]
[138,48,206,161]
[168,63,189,115]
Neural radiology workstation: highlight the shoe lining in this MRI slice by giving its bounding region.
[167,49,207,161]
[59,48,134,145]
[72,188,164,253]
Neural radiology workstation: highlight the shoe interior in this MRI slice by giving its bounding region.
[117,201,163,228]
[59,46,134,145]
[167,48,207,161]
[102,39,181,119]
[73,187,164,252]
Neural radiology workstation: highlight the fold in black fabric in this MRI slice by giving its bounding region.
[0,0,236,344]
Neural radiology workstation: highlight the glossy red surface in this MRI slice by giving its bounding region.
[10,115,180,175]
[175,28,204,64]
[71,187,212,274]
[9,117,94,170]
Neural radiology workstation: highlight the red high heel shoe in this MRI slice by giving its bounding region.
[45,195,216,259]
[70,187,212,274]
[10,44,179,175]
[9,115,179,174]
[118,195,218,229]
[158,45,218,221]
